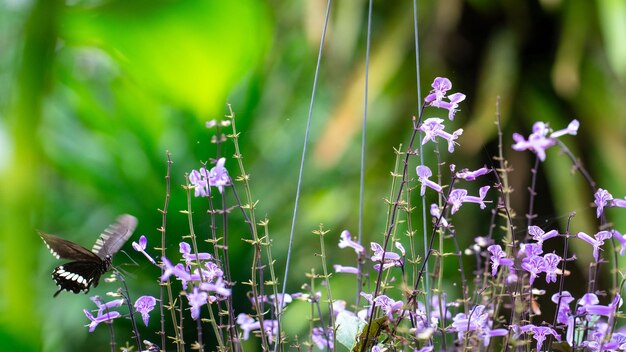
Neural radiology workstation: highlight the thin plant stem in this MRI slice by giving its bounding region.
[277,2,333,349]
[314,225,336,348]
[115,270,143,350]
[356,0,374,309]
[158,151,182,352]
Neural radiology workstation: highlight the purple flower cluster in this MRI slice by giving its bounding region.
[424,77,466,120]
[189,157,231,196]
[83,295,156,332]
[512,120,579,161]
[132,236,230,321]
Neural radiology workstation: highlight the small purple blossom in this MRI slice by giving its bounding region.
[208,158,230,194]
[160,256,192,282]
[132,235,157,265]
[416,165,443,196]
[550,119,579,138]
[189,168,209,197]
[179,242,213,265]
[577,231,612,262]
[512,122,554,161]
[585,294,622,317]
[577,293,600,314]
[424,77,452,105]
[338,230,365,255]
[542,253,561,284]
[520,324,560,352]
[424,77,466,120]
[447,186,490,214]
[312,327,334,350]
[512,120,579,161]
[134,295,157,326]
[528,226,559,247]
[418,118,464,153]
[83,309,121,333]
[520,243,543,258]
[613,229,626,256]
[199,277,231,298]
[188,158,231,196]
[594,188,613,218]
[487,244,514,277]
[430,203,449,228]
[520,255,546,285]
[552,291,574,325]
[373,295,404,320]
[333,264,359,274]
[371,242,403,271]
[236,314,278,343]
[438,92,466,120]
[187,287,208,320]
[455,166,491,181]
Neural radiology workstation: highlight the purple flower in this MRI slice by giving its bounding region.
[199,277,231,298]
[577,293,599,314]
[89,296,124,316]
[577,231,612,262]
[521,255,546,285]
[189,168,209,197]
[395,241,406,256]
[187,287,208,320]
[312,327,334,350]
[371,242,402,271]
[237,314,259,340]
[160,256,192,282]
[550,119,579,138]
[585,294,622,317]
[613,229,626,256]
[333,264,359,274]
[455,166,491,181]
[450,304,502,345]
[208,157,230,194]
[487,244,513,277]
[520,243,543,258]
[542,253,561,283]
[179,242,213,265]
[430,204,449,228]
[424,77,466,120]
[132,235,157,265]
[416,165,443,196]
[203,261,224,282]
[134,295,157,326]
[512,122,556,161]
[520,324,560,352]
[528,226,559,247]
[447,186,490,214]
[512,120,579,161]
[83,309,121,333]
[552,291,574,325]
[417,118,464,153]
[424,77,452,105]
[373,295,404,320]
[437,92,466,120]
[237,315,279,343]
[338,230,365,255]
[594,188,613,218]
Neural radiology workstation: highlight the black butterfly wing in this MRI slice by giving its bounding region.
[52,260,108,297]
[91,214,137,259]
[39,232,100,262]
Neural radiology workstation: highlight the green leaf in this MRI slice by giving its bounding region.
[335,313,366,350]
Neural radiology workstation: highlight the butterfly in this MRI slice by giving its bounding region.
[39,214,138,297]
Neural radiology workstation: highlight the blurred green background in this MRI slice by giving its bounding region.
[1,0,625,351]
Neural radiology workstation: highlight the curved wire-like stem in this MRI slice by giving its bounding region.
[276,1,332,350]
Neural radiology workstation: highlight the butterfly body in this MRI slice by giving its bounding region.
[39,214,137,297]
